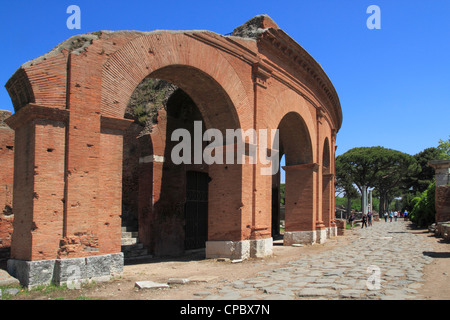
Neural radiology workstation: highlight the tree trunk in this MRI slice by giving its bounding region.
[347,197,352,218]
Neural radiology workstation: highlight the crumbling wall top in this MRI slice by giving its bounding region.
[0,110,12,128]
[232,14,279,39]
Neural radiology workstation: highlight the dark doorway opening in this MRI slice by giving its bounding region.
[185,171,209,250]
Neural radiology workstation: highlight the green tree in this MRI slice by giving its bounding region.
[437,136,450,159]
[410,181,436,227]
[412,147,448,193]
[335,163,359,216]
[336,147,419,214]
[371,149,419,214]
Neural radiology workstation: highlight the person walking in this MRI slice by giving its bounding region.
[389,211,393,222]
[404,210,408,221]
[368,211,373,226]
[361,213,368,229]
[349,213,355,230]
[394,211,398,222]
[384,212,388,222]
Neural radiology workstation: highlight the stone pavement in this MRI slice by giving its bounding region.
[191,221,434,300]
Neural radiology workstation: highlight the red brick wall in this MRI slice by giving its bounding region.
[0,114,14,255]
[436,185,450,223]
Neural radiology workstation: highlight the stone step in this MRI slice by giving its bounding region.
[121,237,137,246]
[121,231,139,238]
[120,225,149,259]
[121,243,148,258]
[121,226,138,233]
[122,243,144,251]
[124,248,149,258]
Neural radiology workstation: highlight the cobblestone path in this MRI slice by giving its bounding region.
[192,220,435,300]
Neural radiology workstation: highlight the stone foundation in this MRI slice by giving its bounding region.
[335,219,346,236]
[7,253,123,289]
[283,231,317,245]
[435,222,450,241]
[328,226,338,238]
[316,229,327,244]
[205,238,273,260]
[250,237,273,258]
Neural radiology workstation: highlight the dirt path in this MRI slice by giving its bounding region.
[415,230,450,299]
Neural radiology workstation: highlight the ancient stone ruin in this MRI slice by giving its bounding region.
[428,160,450,241]
[0,15,342,287]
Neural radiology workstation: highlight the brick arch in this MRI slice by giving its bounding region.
[277,111,313,166]
[101,32,250,131]
[322,137,331,173]
[267,89,316,164]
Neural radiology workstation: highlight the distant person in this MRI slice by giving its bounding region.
[361,214,368,229]
[384,212,388,222]
[389,211,393,222]
[349,213,356,230]
[404,210,408,221]
[368,211,373,226]
[394,211,398,222]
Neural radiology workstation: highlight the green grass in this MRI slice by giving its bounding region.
[1,280,101,300]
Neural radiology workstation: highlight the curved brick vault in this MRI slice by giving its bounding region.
[3,15,342,287]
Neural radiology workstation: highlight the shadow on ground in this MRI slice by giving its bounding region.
[423,251,450,259]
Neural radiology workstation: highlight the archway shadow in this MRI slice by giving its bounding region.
[124,248,206,266]
[422,251,450,259]
[273,234,284,246]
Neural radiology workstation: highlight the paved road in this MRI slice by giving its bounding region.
[191,220,434,300]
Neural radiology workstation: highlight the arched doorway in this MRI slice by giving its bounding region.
[118,64,244,257]
[270,112,316,246]
[322,137,335,238]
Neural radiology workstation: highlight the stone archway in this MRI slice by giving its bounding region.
[322,137,336,238]
[274,112,318,246]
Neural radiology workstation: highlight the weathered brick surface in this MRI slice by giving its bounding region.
[0,111,14,257]
[436,185,450,223]
[4,15,342,261]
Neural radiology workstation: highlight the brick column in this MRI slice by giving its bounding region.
[205,142,273,260]
[429,160,450,223]
[98,116,133,255]
[6,105,68,261]
[206,159,250,260]
[283,163,319,245]
[322,173,336,238]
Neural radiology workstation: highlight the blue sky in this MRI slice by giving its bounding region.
[1,0,449,183]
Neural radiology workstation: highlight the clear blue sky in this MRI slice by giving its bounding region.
[1,0,449,183]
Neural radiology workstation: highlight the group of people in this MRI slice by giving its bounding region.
[383,210,408,222]
[348,211,374,229]
[347,210,409,229]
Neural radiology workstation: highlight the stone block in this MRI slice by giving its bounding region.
[135,281,169,289]
[7,253,124,288]
[86,255,112,280]
[250,238,273,258]
[7,259,56,289]
[205,240,250,260]
[53,257,87,286]
[168,278,189,285]
[284,231,316,246]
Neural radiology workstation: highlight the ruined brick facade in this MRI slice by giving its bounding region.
[0,110,14,259]
[429,160,450,223]
[3,16,342,284]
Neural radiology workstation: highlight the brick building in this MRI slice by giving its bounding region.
[3,15,342,287]
[0,110,14,260]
